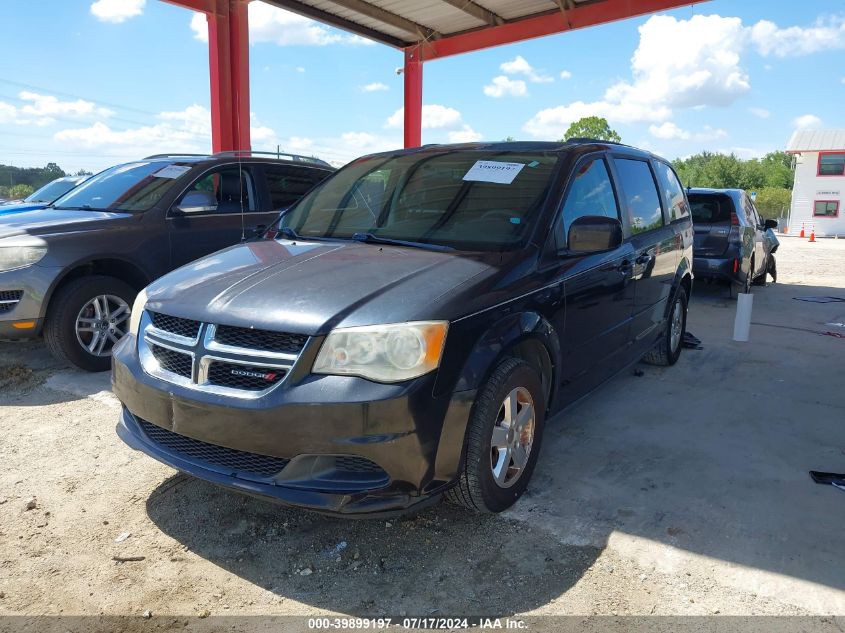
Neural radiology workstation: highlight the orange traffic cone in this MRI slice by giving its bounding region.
[800,222,805,238]
[809,226,816,243]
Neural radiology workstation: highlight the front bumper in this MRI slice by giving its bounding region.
[0,264,61,338]
[112,335,475,516]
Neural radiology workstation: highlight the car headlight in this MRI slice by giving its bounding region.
[313,321,448,383]
[128,288,148,337]
[0,236,48,272]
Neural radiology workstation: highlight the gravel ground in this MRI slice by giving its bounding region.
[0,236,843,630]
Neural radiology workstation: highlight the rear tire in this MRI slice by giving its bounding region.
[44,275,136,372]
[643,285,687,367]
[447,357,546,513]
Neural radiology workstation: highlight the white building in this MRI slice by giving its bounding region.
[786,129,845,237]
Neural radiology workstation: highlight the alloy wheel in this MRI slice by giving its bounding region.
[74,294,131,357]
[490,387,536,488]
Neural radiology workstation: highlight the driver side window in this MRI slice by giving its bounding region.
[555,157,619,249]
[179,167,255,215]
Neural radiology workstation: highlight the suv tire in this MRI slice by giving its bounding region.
[643,285,687,367]
[447,357,546,513]
[44,275,136,372]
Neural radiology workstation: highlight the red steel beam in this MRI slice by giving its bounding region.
[421,0,703,60]
[161,0,251,152]
[403,46,423,148]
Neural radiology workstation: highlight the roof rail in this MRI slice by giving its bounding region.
[144,153,210,159]
[213,150,332,168]
[564,137,626,146]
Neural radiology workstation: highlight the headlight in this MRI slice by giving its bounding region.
[0,236,48,272]
[313,321,448,383]
[128,288,148,337]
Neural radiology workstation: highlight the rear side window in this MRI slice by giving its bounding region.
[654,161,690,222]
[614,158,664,234]
[556,157,619,247]
[264,166,327,209]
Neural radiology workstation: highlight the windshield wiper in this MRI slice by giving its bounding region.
[53,204,107,211]
[350,232,453,252]
[278,227,342,243]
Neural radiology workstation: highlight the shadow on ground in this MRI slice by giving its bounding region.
[0,340,113,405]
[146,474,600,616]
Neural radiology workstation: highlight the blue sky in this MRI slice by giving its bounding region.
[0,0,843,171]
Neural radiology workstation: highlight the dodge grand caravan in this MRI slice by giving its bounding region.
[112,141,694,516]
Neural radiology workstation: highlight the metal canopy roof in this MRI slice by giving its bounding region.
[787,129,845,153]
[261,0,699,58]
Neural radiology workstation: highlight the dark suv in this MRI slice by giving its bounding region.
[688,188,778,296]
[112,141,693,516]
[0,152,333,370]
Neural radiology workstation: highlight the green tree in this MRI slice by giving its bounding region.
[9,184,33,199]
[560,116,621,143]
[753,188,792,219]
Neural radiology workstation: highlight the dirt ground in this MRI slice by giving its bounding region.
[1,236,844,630]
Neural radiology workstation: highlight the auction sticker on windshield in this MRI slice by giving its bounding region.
[463,160,525,185]
[153,165,192,179]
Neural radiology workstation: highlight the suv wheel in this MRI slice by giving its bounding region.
[643,285,687,367]
[44,275,136,372]
[447,357,546,513]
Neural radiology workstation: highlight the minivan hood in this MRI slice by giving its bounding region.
[145,239,502,335]
[0,202,49,216]
[0,208,133,239]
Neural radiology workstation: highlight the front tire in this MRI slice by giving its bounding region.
[643,285,687,367]
[44,275,136,372]
[447,357,546,513]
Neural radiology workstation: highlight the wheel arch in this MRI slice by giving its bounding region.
[43,257,152,318]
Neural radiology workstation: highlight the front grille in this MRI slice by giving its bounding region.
[149,311,202,340]
[207,361,286,391]
[214,325,307,354]
[149,344,192,378]
[0,290,23,314]
[137,419,289,480]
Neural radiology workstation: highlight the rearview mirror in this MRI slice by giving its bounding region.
[764,218,778,230]
[567,216,623,254]
[175,191,217,214]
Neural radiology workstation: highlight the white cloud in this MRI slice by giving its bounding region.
[841,77,845,84]
[750,16,845,57]
[649,122,727,142]
[523,14,750,138]
[748,107,770,119]
[0,91,114,127]
[190,4,373,46]
[52,105,281,158]
[361,82,389,92]
[560,70,572,80]
[793,114,822,129]
[386,104,463,130]
[90,0,145,23]
[500,55,553,83]
[296,66,306,73]
[649,122,690,140]
[483,76,527,98]
[448,125,482,143]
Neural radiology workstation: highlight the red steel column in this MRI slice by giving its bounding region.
[403,45,422,148]
[207,0,250,152]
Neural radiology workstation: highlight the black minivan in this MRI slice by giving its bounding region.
[112,141,693,516]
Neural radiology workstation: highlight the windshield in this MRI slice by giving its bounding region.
[280,150,559,251]
[53,162,191,212]
[25,178,82,203]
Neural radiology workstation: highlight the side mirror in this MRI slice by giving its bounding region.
[175,191,217,214]
[764,218,778,230]
[567,216,623,254]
